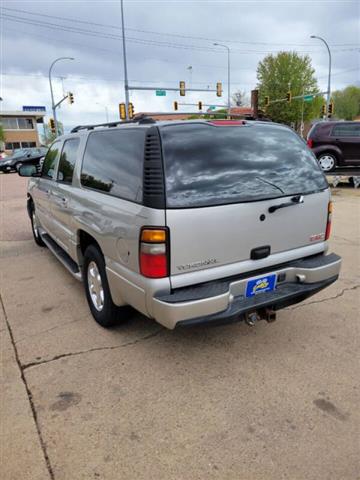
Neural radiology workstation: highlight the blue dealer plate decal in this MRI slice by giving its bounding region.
[245,274,277,298]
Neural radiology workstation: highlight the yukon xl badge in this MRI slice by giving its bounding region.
[177,258,218,271]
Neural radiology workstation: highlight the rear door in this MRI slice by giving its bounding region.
[160,123,329,285]
[331,123,360,162]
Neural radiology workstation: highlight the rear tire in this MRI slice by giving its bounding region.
[83,244,130,328]
[317,153,337,172]
[30,204,46,247]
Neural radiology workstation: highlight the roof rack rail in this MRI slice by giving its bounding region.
[70,115,155,133]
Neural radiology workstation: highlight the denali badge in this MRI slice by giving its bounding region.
[177,258,218,271]
[310,233,325,242]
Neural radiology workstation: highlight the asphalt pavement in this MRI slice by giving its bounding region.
[1,173,359,480]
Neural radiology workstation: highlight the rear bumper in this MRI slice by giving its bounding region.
[151,253,341,329]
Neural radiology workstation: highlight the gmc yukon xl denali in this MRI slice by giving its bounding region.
[19,118,341,329]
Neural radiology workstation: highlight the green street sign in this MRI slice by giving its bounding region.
[156,90,166,96]
[209,106,216,110]
[304,95,314,102]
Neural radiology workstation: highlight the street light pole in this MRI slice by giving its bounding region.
[96,102,109,122]
[214,43,231,118]
[120,0,130,119]
[310,35,332,120]
[48,57,74,136]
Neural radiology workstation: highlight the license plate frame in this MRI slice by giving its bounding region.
[245,273,277,298]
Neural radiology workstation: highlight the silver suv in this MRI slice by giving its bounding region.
[19,118,341,329]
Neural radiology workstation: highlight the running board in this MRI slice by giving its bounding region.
[41,233,82,281]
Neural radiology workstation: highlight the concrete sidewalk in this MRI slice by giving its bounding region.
[1,173,359,480]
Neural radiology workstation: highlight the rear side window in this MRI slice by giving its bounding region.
[161,124,327,208]
[331,124,360,137]
[81,129,145,202]
[42,141,61,179]
[57,138,80,184]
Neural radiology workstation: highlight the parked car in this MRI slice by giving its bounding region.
[0,147,48,173]
[307,121,360,172]
[19,119,341,329]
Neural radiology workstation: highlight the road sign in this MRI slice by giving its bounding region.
[209,106,216,110]
[22,106,46,112]
[303,95,314,102]
[156,90,166,96]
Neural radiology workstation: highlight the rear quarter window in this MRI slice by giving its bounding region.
[81,128,146,202]
[161,123,327,208]
[331,124,360,137]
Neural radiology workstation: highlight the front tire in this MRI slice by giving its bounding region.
[83,244,130,328]
[30,204,46,247]
[317,153,337,172]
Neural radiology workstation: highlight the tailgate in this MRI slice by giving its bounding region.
[166,190,329,280]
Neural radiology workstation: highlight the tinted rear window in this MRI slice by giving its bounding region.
[161,124,327,208]
[81,129,145,202]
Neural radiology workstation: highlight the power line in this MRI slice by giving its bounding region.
[2,67,358,86]
[2,6,359,48]
[1,13,358,54]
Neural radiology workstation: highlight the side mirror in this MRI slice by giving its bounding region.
[18,164,40,177]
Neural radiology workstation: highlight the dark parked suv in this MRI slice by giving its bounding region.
[307,121,360,172]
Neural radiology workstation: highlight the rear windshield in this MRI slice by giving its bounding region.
[161,123,327,208]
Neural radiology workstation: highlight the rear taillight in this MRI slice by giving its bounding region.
[140,228,169,278]
[325,201,332,240]
[307,138,313,148]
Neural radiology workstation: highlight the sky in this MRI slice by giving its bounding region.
[1,0,359,131]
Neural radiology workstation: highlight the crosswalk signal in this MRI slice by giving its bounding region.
[216,82,222,97]
[286,91,292,103]
[179,81,186,96]
[328,102,334,116]
[49,118,56,134]
[264,96,270,107]
[198,101,203,110]
[119,103,126,120]
[174,101,178,111]
[68,92,74,104]
[321,104,326,116]
[128,102,135,119]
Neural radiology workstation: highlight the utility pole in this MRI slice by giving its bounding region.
[311,35,331,120]
[48,57,74,136]
[120,0,130,120]
[214,43,231,118]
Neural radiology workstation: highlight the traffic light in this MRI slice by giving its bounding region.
[173,101,178,111]
[179,81,186,96]
[119,103,126,120]
[216,82,222,97]
[286,91,292,103]
[321,104,326,116]
[49,118,56,134]
[198,101,203,110]
[328,102,334,116]
[264,96,270,107]
[68,92,74,104]
[128,102,134,119]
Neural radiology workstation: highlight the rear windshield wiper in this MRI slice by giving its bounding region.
[268,195,304,213]
[255,176,285,194]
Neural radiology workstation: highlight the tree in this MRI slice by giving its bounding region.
[0,123,5,143]
[231,90,249,107]
[41,121,64,145]
[257,52,323,128]
[332,86,360,120]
